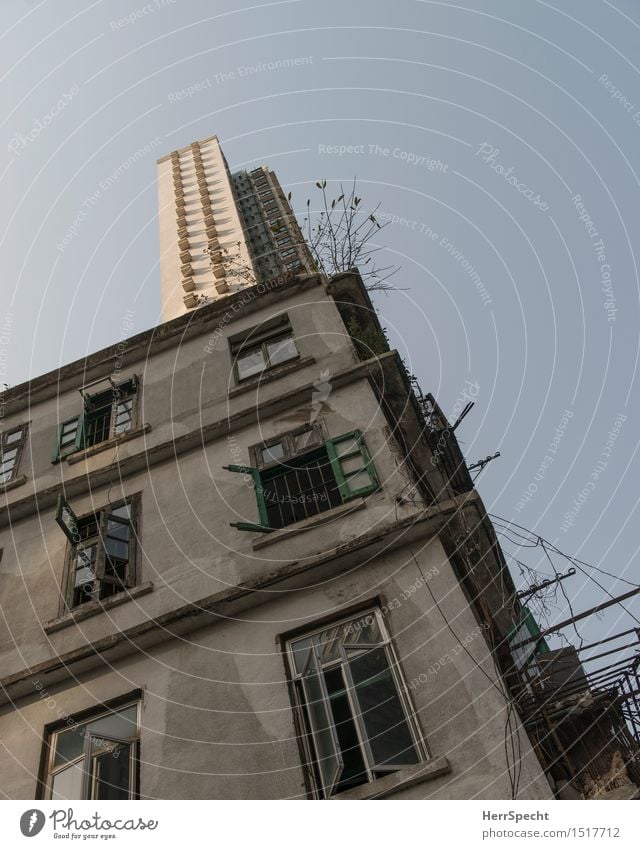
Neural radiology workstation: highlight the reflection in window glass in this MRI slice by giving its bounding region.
[237,348,266,380]
[46,703,139,800]
[51,761,84,800]
[266,335,297,366]
[288,611,421,797]
[0,424,27,483]
[261,442,285,465]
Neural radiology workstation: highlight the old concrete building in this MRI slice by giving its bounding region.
[0,132,564,800]
[0,263,555,800]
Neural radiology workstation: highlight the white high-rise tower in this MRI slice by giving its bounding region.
[157,135,314,320]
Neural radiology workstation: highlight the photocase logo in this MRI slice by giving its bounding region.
[20,810,45,837]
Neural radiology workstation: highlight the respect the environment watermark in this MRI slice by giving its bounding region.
[167,57,313,101]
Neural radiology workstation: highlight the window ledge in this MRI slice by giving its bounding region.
[0,474,27,492]
[66,423,152,465]
[251,499,367,550]
[228,355,316,397]
[332,757,451,800]
[43,581,154,634]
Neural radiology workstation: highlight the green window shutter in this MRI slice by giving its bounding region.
[55,494,80,544]
[52,415,85,462]
[325,431,379,500]
[223,464,273,532]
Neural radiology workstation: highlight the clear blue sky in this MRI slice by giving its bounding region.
[2,0,639,651]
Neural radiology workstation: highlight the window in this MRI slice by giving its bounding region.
[56,495,138,609]
[224,426,379,532]
[0,423,28,483]
[230,317,299,382]
[53,377,138,461]
[43,701,140,800]
[286,609,423,797]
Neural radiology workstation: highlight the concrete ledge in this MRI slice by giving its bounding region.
[0,474,27,493]
[333,757,451,800]
[251,499,367,550]
[0,493,474,707]
[43,582,154,634]
[66,423,152,465]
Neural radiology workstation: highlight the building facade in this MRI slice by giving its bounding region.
[0,263,555,800]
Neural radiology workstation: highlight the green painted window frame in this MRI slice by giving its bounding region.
[225,429,379,533]
[325,431,379,500]
[52,378,138,463]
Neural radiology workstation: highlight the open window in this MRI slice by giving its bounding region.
[286,609,423,798]
[229,315,298,382]
[56,494,138,609]
[43,700,140,800]
[0,423,28,484]
[224,425,379,532]
[52,376,138,461]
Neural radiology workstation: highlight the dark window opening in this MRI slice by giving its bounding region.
[261,447,343,529]
[53,378,138,461]
[288,610,423,798]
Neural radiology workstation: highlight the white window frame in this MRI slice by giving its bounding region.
[285,607,426,798]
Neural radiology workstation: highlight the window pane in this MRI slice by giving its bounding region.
[111,503,131,520]
[86,406,111,446]
[107,517,130,541]
[291,637,313,675]
[114,400,133,434]
[335,437,359,458]
[86,705,138,741]
[237,348,265,380]
[51,761,84,800]
[5,429,23,445]
[293,428,321,454]
[300,647,343,796]
[345,646,419,768]
[1,448,17,462]
[266,335,297,366]
[53,727,85,767]
[261,441,285,465]
[324,666,368,791]
[74,545,97,587]
[290,613,381,672]
[0,470,11,483]
[344,469,374,492]
[91,741,131,800]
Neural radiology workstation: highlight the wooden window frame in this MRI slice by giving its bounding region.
[57,494,141,616]
[40,697,141,801]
